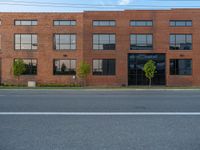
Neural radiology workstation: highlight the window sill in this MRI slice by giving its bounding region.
[54,49,76,51]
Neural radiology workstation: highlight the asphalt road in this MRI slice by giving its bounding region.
[0,89,200,150]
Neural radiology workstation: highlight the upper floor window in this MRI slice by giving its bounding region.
[130,34,153,50]
[130,20,153,27]
[170,34,192,50]
[15,34,38,50]
[93,20,116,26]
[53,59,76,75]
[14,59,37,75]
[53,20,76,26]
[93,34,115,50]
[54,34,76,50]
[93,59,116,75]
[170,59,192,75]
[170,20,192,27]
[14,20,37,26]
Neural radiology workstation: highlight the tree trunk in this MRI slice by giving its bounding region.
[17,76,20,86]
[149,78,151,88]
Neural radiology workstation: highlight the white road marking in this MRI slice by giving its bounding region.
[0,112,200,115]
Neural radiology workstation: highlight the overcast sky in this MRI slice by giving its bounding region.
[0,0,199,12]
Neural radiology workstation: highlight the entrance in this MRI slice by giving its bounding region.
[128,54,166,85]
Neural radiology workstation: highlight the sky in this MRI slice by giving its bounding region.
[0,0,200,12]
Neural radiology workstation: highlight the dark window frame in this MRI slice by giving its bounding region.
[170,20,192,27]
[14,58,37,75]
[93,33,116,50]
[170,59,192,75]
[92,59,116,76]
[170,34,192,50]
[14,33,38,50]
[130,33,153,50]
[53,33,77,50]
[130,20,153,27]
[93,20,116,27]
[53,59,76,75]
[53,20,76,26]
[14,20,38,26]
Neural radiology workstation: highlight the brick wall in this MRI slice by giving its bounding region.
[0,10,200,86]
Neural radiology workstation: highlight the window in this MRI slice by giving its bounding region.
[14,59,37,75]
[93,34,116,50]
[93,59,116,75]
[170,59,192,75]
[53,20,76,26]
[53,59,76,75]
[54,34,76,50]
[130,20,153,26]
[15,34,38,50]
[14,20,37,26]
[130,34,153,50]
[170,20,192,27]
[170,34,192,50]
[93,20,116,26]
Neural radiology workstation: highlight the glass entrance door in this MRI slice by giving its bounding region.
[128,54,166,85]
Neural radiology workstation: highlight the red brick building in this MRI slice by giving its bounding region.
[0,9,199,86]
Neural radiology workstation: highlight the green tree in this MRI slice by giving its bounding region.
[143,60,156,87]
[77,61,91,86]
[13,59,26,85]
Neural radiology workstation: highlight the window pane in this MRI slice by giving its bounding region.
[15,21,21,25]
[21,35,31,43]
[170,20,192,27]
[93,59,115,75]
[170,59,192,75]
[130,34,153,50]
[170,21,175,26]
[93,20,116,26]
[70,44,76,49]
[14,59,37,75]
[54,34,76,50]
[131,21,153,26]
[170,34,192,50]
[54,20,76,26]
[32,21,37,25]
[15,20,37,26]
[53,59,76,75]
[32,35,37,44]
[175,21,185,26]
[93,35,98,44]
[186,21,192,26]
[54,21,59,26]
[15,34,21,43]
[93,34,115,50]
[21,21,31,25]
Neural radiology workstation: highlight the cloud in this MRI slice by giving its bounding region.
[118,0,131,5]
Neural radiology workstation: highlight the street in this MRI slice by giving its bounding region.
[0,89,200,150]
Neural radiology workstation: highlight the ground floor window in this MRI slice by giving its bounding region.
[53,59,76,75]
[14,59,37,75]
[170,59,192,75]
[93,59,116,75]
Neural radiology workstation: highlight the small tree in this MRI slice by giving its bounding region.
[77,61,91,86]
[13,59,26,85]
[143,60,156,87]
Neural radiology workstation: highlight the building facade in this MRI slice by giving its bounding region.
[0,9,199,86]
